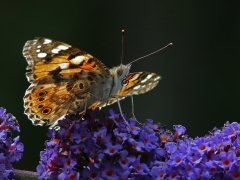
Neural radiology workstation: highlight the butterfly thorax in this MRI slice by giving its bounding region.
[109,64,131,97]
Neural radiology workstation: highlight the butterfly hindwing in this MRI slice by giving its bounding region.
[24,80,93,126]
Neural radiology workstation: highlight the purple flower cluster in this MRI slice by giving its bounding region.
[38,109,240,180]
[0,107,24,179]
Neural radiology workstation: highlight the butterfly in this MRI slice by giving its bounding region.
[23,38,161,128]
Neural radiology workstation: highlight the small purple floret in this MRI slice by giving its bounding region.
[0,107,23,179]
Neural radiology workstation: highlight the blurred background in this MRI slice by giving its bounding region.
[0,1,240,171]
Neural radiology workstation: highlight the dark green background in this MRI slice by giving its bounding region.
[0,1,240,171]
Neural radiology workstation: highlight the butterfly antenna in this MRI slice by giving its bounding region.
[129,43,173,65]
[121,29,125,64]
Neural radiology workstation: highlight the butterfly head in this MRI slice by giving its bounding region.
[110,64,131,95]
[116,64,131,79]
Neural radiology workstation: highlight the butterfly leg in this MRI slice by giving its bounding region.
[130,96,143,125]
[79,94,90,120]
[82,97,88,117]
[115,96,130,127]
[89,92,130,128]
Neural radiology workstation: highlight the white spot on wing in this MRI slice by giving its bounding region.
[43,39,52,44]
[154,76,161,81]
[57,45,69,50]
[133,85,141,90]
[146,74,153,79]
[52,49,60,53]
[141,78,148,83]
[37,45,41,48]
[70,55,85,65]
[59,63,69,69]
[37,53,47,58]
[129,74,139,81]
[36,49,40,52]
[148,82,152,86]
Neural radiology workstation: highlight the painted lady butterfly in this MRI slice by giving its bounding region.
[23,37,165,128]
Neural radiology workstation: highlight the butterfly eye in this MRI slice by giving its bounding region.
[122,79,128,86]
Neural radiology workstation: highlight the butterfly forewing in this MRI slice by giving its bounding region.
[23,38,111,83]
[118,72,161,96]
[96,72,161,107]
